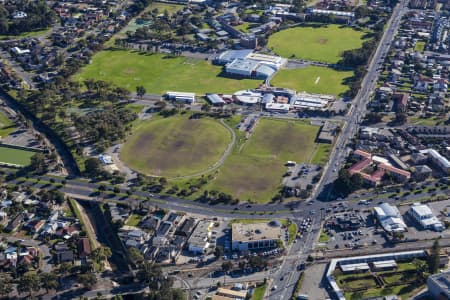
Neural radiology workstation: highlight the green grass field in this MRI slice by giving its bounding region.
[75,50,262,94]
[270,66,353,96]
[267,24,368,63]
[206,118,321,202]
[125,214,142,226]
[414,41,426,52]
[0,28,50,40]
[0,111,16,138]
[75,50,261,95]
[251,284,267,300]
[311,143,332,165]
[0,146,35,166]
[120,115,232,177]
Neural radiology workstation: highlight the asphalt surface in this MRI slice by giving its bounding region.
[312,0,410,202]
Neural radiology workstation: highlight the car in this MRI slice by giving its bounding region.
[271,285,278,291]
[280,276,284,281]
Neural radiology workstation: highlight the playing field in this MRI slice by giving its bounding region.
[267,24,368,63]
[0,146,35,166]
[120,115,232,177]
[270,66,353,96]
[206,118,321,202]
[75,51,261,95]
[0,111,16,138]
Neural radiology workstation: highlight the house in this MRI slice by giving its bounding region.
[175,218,196,237]
[392,93,408,112]
[6,214,23,233]
[77,238,91,259]
[165,91,196,104]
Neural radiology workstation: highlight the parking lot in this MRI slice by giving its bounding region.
[322,207,387,250]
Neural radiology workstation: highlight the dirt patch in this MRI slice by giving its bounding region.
[123,68,136,75]
[317,38,328,44]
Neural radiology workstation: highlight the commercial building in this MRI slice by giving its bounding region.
[265,103,290,113]
[428,270,450,299]
[290,92,334,110]
[231,221,283,252]
[373,203,407,233]
[187,220,213,254]
[408,203,444,231]
[420,148,450,174]
[233,90,261,105]
[205,93,226,106]
[165,91,196,104]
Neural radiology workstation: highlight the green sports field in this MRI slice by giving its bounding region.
[75,51,261,95]
[206,118,321,202]
[270,66,353,96]
[267,24,368,63]
[0,146,35,166]
[0,111,16,138]
[120,115,232,177]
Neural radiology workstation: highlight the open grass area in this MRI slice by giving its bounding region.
[319,230,329,242]
[125,214,142,226]
[0,111,16,138]
[311,143,332,165]
[414,41,426,52]
[120,114,232,177]
[75,50,261,95]
[270,66,353,96]
[0,28,50,40]
[267,24,369,63]
[0,146,34,166]
[206,118,320,202]
[251,284,267,300]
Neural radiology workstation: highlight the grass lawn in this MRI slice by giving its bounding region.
[270,66,353,96]
[125,214,142,226]
[414,41,426,52]
[0,111,16,138]
[319,230,329,242]
[120,114,232,177]
[311,143,332,165]
[235,23,257,33]
[0,146,34,166]
[75,50,261,94]
[0,28,50,40]
[267,24,369,63]
[124,103,145,114]
[206,118,321,202]
[251,284,267,300]
[345,283,424,300]
[288,222,297,244]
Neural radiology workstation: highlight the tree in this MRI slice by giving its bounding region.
[214,246,223,258]
[0,281,12,297]
[394,112,407,125]
[429,239,440,274]
[136,86,146,98]
[84,158,102,178]
[17,273,40,296]
[28,153,48,174]
[128,247,144,264]
[77,272,97,289]
[39,272,59,293]
[91,246,112,267]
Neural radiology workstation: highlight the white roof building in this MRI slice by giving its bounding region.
[373,203,407,233]
[265,103,290,113]
[408,203,444,231]
[420,149,450,174]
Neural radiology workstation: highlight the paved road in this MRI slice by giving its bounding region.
[268,1,411,298]
[313,0,410,202]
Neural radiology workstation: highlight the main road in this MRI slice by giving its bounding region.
[270,0,410,299]
[312,0,410,202]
